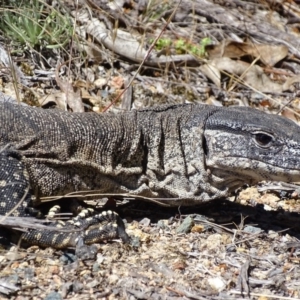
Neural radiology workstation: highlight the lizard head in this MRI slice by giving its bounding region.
[203,106,300,191]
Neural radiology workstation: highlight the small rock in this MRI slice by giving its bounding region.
[96,253,104,264]
[205,234,222,250]
[44,291,62,300]
[243,225,262,234]
[32,288,41,296]
[63,261,80,273]
[75,244,98,260]
[130,236,141,248]
[176,216,194,234]
[73,280,84,292]
[157,220,168,230]
[49,265,60,275]
[207,277,226,292]
[52,274,62,287]
[6,274,19,284]
[61,282,73,298]
[238,187,260,205]
[94,78,107,88]
[167,217,174,225]
[92,262,100,272]
[260,193,280,207]
[24,267,35,280]
[263,204,273,211]
[108,274,119,285]
[18,261,29,268]
[86,279,100,288]
[60,252,77,265]
[149,263,173,277]
[139,218,151,227]
[45,258,59,266]
[80,269,91,277]
[191,224,205,233]
[172,260,187,271]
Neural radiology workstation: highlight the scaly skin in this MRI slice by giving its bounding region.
[1,102,300,247]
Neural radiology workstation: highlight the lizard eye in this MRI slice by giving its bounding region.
[253,132,273,148]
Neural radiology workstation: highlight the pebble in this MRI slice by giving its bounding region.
[59,252,77,265]
[243,225,262,234]
[44,291,62,300]
[207,277,226,292]
[139,217,151,226]
[176,216,194,234]
[92,262,100,272]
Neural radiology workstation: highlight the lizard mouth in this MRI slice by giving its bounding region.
[206,156,300,183]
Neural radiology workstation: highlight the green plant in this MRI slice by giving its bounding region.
[151,37,212,57]
[0,0,73,51]
[199,37,212,57]
[155,38,172,50]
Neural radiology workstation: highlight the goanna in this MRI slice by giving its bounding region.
[1,101,300,248]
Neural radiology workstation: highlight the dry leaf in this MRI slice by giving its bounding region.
[55,67,84,112]
[281,108,298,123]
[191,224,205,233]
[38,93,67,110]
[109,76,124,89]
[207,40,288,66]
[201,57,300,93]
[200,63,221,87]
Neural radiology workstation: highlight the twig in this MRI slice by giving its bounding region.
[102,0,183,112]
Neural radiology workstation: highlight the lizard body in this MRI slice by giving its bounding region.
[1,102,300,247]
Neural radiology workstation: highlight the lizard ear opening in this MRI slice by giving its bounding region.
[203,135,208,156]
